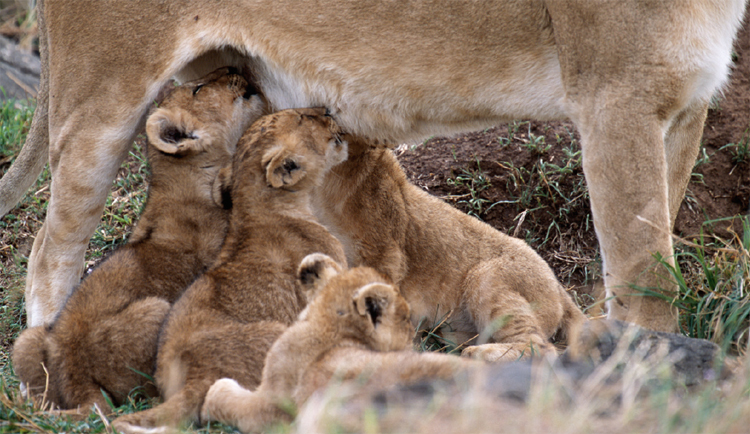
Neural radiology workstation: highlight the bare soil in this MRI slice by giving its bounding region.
[397,14,750,292]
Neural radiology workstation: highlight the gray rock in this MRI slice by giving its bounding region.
[563,319,722,387]
[478,320,724,403]
[0,35,40,100]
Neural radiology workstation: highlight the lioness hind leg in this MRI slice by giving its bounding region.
[0,0,49,217]
[24,100,153,327]
[664,99,710,227]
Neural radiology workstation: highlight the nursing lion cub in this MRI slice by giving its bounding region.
[312,138,586,361]
[11,67,263,411]
[201,253,483,432]
[112,108,347,433]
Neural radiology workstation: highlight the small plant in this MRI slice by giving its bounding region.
[415,309,474,355]
[497,121,522,146]
[446,158,492,218]
[519,122,551,155]
[720,127,750,164]
[497,131,597,284]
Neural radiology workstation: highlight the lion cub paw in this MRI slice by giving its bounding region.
[111,420,174,434]
[461,343,556,362]
[201,378,250,424]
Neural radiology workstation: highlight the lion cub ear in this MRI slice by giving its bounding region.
[211,166,233,210]
[263,146,307,189]
[146,109,204,156]
[298,253,343,302]
[352,283,398,327]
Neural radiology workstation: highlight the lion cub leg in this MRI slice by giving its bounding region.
[202,378,289,433]
[113,320,285,433]
[78,297,171,405]
[459,260,561,362]
[460,294,554,362]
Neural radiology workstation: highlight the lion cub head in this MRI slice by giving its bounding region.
[146,67,265,165]
[217,108,348,210]
[297,253,413,352]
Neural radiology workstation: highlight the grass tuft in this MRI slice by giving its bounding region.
[720,126,750,165]
[446,158,493,218]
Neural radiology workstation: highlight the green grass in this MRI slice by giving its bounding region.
[641,217,750,355]
[84,138,150,267]
[0,98,34,156]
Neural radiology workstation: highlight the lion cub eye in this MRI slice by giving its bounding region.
[336,310,345,316]
[192,84,204,96]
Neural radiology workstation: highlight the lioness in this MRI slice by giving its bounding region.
[11,67,263,411]
[112,108,348,433]
[313,137,586,361]
[2,1,747,331]
[201,253,484,433]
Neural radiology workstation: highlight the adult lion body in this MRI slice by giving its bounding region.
[2,0,747,331]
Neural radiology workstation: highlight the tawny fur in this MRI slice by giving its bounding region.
[11,68,263,411]
[201,253,484,433]
[312,138,585,361]
[3,0,748,331]
[112,108,347,433]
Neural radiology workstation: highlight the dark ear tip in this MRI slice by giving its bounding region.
[282,158,300,173]
[161,124,194,146]
[220,185,233,210]
[366,297,383,326]
[299,260,323,286]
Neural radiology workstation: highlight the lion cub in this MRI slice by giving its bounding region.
[312,137,586,361]
[11,67,263,411]
[112,108,348,433]
[201,253,483,432]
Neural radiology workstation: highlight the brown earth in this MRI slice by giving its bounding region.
[397,14,750,294]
